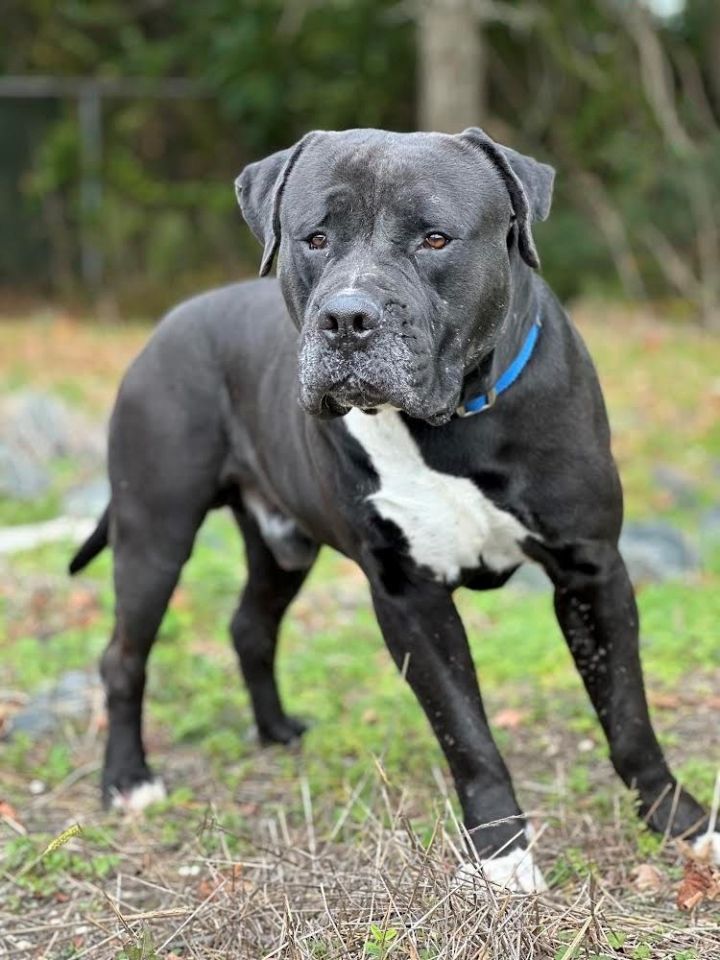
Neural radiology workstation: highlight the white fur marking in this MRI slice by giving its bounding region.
[345,408,532,582]
[456,847,548,894]
[244,491,297,543]
[692,832,720,865]
[111,778,167,813]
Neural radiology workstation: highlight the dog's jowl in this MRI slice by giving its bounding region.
[70,128,720,891]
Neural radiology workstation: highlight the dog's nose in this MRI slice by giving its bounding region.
[317,293,380,347]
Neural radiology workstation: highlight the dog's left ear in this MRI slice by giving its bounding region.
[235,133,315,276]
[460,127,555,269]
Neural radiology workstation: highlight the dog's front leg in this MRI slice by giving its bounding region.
[368,568,546,891]
[530,538,714,851]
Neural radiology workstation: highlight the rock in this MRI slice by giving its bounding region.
[508,563,550,593]
[0,441,50,499]
[6,670,102,740]
[698,504,720,562]
[0,388,105,470]
[63,477,110,517]
[507,521,699,592]
[8,701,57,737]
[0,390,73,463]
[698,506,720,550]
[0,517,96,555]
[619,521,699,583]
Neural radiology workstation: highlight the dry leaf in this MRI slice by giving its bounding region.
[170,587,191,611]
[647,691,681,710]
[642,329,667,351]
[0,800,24,832]
[676,861,720,911]
[196,877,216,899]
[196,863,244,899]
[630,862,664,894]
[492,708,527,730]
[0,800,20,821]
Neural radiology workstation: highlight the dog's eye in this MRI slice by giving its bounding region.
[422,232,450,250]
[308,233,327,250]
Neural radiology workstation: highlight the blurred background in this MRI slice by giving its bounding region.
[1,0,720,323]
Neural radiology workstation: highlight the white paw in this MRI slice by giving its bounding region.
[456,846,548,894]
[691,832,720,865]
[111,778,167,813]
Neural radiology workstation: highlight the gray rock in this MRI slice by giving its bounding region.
[0,389,105,468]
[6,670,102,740]
[0,517,95,555]
[63,476,110,517]
[698,506,720,553]
[506,520,699,592]
[619,521,699,583]
[508,563,550,593]
[0,442,50,499]
[699,505,720,535]
[0,391,72,461]
[9,704,58,738]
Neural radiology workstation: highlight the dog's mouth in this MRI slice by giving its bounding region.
[303,375,459,425]
[302,376,389,420]
[331,375,387,410]
[298,332,464,425]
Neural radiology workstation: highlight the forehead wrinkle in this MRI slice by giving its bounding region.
[285,131,509,235]
[333,138,506,224]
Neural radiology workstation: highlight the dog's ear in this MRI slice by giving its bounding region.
[459,127,555,269]
[235,133,315,276]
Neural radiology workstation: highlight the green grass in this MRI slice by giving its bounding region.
[3,506,718,812]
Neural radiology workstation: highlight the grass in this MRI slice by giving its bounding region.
[0,302,719,958]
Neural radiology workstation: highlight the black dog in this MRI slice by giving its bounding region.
[70,128,718,890]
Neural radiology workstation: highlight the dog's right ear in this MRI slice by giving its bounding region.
[235,133,315,277]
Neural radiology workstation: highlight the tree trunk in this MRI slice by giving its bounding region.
[708,11,720,118]
[417,0,484,133]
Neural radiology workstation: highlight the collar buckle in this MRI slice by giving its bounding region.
[455,387,497,418]
[454,315,541,420]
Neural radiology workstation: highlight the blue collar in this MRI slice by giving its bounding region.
[456,318,541,418]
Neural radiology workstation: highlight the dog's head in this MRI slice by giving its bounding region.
[236,128,554,424]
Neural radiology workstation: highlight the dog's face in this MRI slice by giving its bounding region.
[237,129,554,424]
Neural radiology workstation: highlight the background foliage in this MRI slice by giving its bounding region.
[1,0,720,321]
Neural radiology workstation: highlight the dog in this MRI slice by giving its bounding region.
[70,127,719,891]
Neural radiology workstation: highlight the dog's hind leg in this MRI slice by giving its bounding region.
[101,505,204,811]
[231,508,318,744]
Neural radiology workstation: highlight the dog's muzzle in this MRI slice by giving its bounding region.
[298,292,459,423]
[300,291,396,413]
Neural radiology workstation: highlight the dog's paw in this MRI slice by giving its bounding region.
[258,715,307,745]
[455,847,548,894]
[691,831,720,865]
[109,777,167,814]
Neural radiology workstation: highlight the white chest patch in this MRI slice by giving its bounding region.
[344,408,532,583]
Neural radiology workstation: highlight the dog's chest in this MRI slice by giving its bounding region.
[344,409,528,583]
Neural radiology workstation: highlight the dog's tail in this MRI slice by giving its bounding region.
[68,505,110,575]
